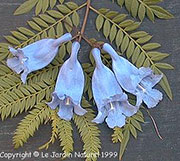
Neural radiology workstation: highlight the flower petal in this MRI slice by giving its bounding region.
[141,73,163,89]
[21,68,29,84]
[58,104,74,121]
[135,91,143,107]
[9,47,18,56]
[7,57,24,74]
[47,92,60,109]
[112,93,138,117]
[74,105,87,116]
[23,39,59,72]
[138,67,152,77]
[143,89,163,108]
[103,43,162,93]
[92,107,108,124]
[119,102,138,117]
[106,108,126,128]
[103,43,163,109]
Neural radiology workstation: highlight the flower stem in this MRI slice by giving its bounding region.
[78,0,91,42]
[81,35,93,46]
[143,107,163,140]
[63,19,93,46]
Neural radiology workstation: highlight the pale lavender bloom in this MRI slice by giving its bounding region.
[7,33,72,84]
[47,41,87,121]
[91,48,138,128]
[103,43,163,108]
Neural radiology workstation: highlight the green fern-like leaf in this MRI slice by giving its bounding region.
[14,0,39,15]
[39,109,74,156]
[112,0,174,22]
[39,110,58,150]
[3,2,84,51]
[14,0,66,16]
[57,115,74,156]
[93,7,173,99]
[13,103,51,148]
[112,127,123,143]
[0,80,54,120]
[73,99,101,161]
[82,62,94,101]
[112,110,144,160]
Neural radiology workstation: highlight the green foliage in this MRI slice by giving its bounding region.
[112,110,145,159]
[57,114,74,156]
[0,79,54,120]
[14,0,65,16]
[3,3,84,52]
[39,110,74,156]
[13,103,51,148]
[0,1,174,161]
[112,0,174,22]
[39,110,59,150]
[14,0,39,15]
[95,8,173,99]
[73,99,101,161]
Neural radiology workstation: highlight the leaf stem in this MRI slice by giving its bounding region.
[13,105,49,148]
[78,0,91,42]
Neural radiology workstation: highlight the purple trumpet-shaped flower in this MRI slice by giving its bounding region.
[91,48,138,128]
[7,33,72,84]
[47,41,87,121]
[103,43,163,108]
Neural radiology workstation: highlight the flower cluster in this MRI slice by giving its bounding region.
[91,48,138,128]
[7,33,163,128]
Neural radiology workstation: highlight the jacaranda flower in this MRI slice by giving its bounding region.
[47,41,87,121]
[91,48,138,128]
[7,33,72,84]
[103,43,163,108]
